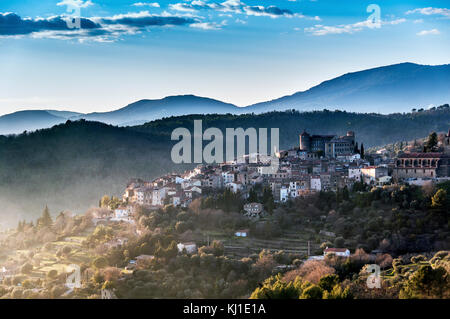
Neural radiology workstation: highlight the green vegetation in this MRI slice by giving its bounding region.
[1,107,449,223]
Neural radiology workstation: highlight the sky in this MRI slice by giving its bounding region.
[0,0,449,115]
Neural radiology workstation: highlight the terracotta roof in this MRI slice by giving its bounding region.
[398,152,448,159]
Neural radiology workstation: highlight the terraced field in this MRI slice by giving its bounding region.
[0,228,95,283]
[222,230,321,259]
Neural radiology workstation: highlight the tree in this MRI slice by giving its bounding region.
[38,206,53,228]
[62,246,72,256]
[211,240,224,257]
[424,132,438,152]
[100,195,110,208]
[47,269,58,279]
[318,274,339,292]
[300,285,323,299]
[431,189,447,210]
[334,237,345,247]
[21,263,33,274]
[17,220,25,232]
[403,265,448,298]
[248,188,258,202]
[93,256,108,269]
[262,186,275,214]
[250,275,300,299]
[360,143,365,159]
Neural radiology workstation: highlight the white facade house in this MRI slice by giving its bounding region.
[222,171,235,184]
[323,247,350,257]
[280,186,289,202]
[361,166,389,184]
[171,195,181,206]
[378,175,392,185]
[112,207,134,223]
[310,177,321,191]
[243,203,263,218]
[227,182,243,193]
[337,153,361,162]
[348,168,362,181]
[135,188,145,205]
[177,242,197,254]
[152,188,166,206]
[235,229,249,237]
[175,176,185,184]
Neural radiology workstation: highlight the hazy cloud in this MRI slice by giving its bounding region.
[132,2,160,8]
[417,28,440,36]
[406,7,450,18]
[56,0,94,8]
[305,18,405,36]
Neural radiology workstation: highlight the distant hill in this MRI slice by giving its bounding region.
[0,108,448,226]
[73,95,240,126]
[0,110,67,135]
[1,63,448,134]
[247,63,450,114]
[0,110,82,135]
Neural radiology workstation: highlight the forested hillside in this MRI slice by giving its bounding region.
[0,108,448,225]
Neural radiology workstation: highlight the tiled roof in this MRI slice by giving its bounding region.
[397,152,448,159]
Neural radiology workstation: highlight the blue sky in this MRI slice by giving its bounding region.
[0,0,449,115]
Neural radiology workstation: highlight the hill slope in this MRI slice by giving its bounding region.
[0,108,448,226]
[247,63,450,113]
[0,110,68,135]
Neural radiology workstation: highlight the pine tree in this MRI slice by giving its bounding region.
[38,205,53,228]
[424,132,438,152]
[248,188,258,202]
[360,143,365,159]
[17,220,24,232]
[262,186,275,214]
[354,142,359,154]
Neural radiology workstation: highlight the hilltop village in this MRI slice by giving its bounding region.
[115,129,450,218]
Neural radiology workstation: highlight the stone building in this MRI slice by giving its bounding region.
[325,132,356,158]
[299,130,335,153]
[392,152,450,180]
[299,130,356,158]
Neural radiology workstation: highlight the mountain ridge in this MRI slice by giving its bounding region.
[1,62,449,135]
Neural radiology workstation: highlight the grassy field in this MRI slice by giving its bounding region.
[3,228,95,281]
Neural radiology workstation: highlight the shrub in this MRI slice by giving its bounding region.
[11,287,24,299]
[93,256,108,269]
[334,237,345,247]
[47,269,58,279]
[62,246,72,255]
[300,285,323,299]
[410,255,427,264]
[21,263,33,274]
